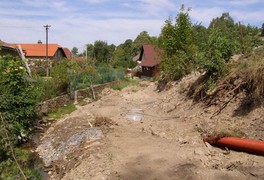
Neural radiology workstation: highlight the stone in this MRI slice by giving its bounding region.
[162,103,176,113]
[204,142,213,151]
[194,148,209,156]
[91,174,107,180]
[40,102,49,115]
[178,137,188,144]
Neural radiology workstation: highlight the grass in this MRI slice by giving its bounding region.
[194,125,246,138]
[231,47,264,99]
[209,129,247,138]
[0,148,41,179]
[110,79,139,91]
[48,103,77,119]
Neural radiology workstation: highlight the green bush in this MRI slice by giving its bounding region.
[0,55,39,143]
[75,66,125,90]
[0,55,41,179]
[35,60,73,101]
[197,29,233,83]
[0,148,41,179]
[34,77,58,101]
[159,5,196,80]
[50,60,69,94]
[48,104,77,119]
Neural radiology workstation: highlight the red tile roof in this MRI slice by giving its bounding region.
[0,41,21,57]
[139,45,162,67]
[72,56,85,62]
[1,41,17,49]
[13,43,62,57]
[63,48,72,60]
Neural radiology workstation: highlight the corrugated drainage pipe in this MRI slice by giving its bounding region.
[203,136,264,156]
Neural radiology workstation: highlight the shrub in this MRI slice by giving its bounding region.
[0,55,39,143]
[197,29,233,81]
[0,55,40,179]
[48,104,76,119]
[34,76,58,101]
[159,5,196,80]
[0,148,41,179]
[50,60,69,94]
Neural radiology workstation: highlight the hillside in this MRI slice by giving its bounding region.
[36,70,264,179]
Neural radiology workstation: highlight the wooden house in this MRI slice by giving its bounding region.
[138,45,161,77]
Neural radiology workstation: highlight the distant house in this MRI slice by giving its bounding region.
[138,45,162,77]
[63,47,72,60]
[72,56,86,62]
[0,41,20,57]
[14,42,70,61]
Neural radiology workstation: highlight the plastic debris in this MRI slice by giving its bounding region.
[125,109,144,121]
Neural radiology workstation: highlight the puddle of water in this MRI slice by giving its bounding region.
[125,109,144,121]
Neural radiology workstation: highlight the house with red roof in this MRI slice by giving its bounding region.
[63,47,72,60]
[14,43,70,61]
[0,41,21,57]
[138,45,162,77]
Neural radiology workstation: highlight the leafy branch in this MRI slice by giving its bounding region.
[0,113,27,180]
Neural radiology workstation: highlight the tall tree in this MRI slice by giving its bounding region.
[159,5,196,80]
[108,44,116,62]
[261,23,264,36]
[71,47,78,57]
[192,24,208,51]
[111,39,136,68]
[209,12,235,32]
[86,44,95,60]
[133,31,153,55]
[122,39,134,59]
[240,24,262,54]
[93,40,110,65]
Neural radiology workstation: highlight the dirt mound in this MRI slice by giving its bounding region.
[93,117,116,127]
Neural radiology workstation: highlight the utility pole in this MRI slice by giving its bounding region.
[85,44,88,61]
[43,24,51,77]
[239,22,245,54]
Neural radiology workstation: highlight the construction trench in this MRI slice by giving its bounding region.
[35,75,264,180]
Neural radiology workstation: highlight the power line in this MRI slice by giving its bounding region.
[0,25,39,29]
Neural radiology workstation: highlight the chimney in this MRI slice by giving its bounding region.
[37,40,42,44]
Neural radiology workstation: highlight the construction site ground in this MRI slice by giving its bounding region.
[36,73,264,180]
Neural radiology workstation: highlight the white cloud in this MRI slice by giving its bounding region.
[189,7,224,26]
[51,1,69,12]
[231,10,263,25]
[139,0,177,16]
[53,17,164,50]
[219,0,263,6]
[21,0,49,8]
[0,13,164,51]
[0,8,49,17]
[0,0,263,52]
[83,0,110,4]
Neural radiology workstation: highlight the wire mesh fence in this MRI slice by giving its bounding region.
[69,67,125,92]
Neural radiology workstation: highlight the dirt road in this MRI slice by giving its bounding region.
[37,74,264,180]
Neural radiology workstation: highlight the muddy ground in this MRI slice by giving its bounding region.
[36,73,264,180]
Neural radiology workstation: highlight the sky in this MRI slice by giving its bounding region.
[0,0,263,52]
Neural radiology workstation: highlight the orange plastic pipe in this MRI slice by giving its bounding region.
[203,136,264,156]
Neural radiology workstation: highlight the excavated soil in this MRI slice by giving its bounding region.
[36,73,264,180]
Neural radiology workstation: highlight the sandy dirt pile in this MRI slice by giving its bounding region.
[36,73,264,180]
